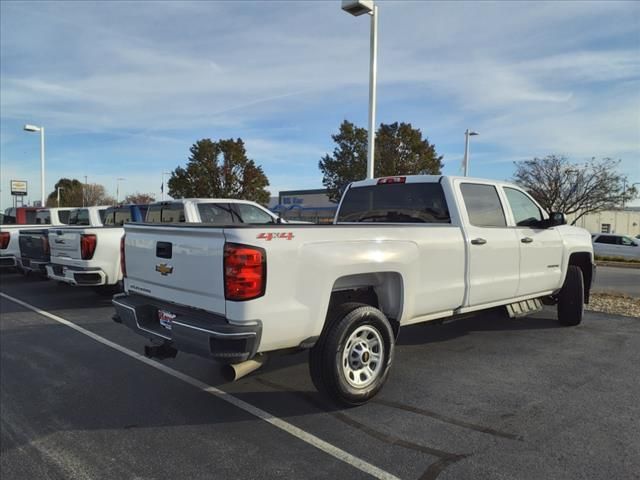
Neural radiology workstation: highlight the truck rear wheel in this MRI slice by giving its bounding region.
[557,265,584,326]
[309,302,394,407]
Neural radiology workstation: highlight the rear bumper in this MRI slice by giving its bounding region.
[0,255,17,268]
[46,264,107,286]
[112,293,261,363]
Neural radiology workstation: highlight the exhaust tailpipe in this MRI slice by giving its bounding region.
[144,343,178,360]
[223,354,267,382]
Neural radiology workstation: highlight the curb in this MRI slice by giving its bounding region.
[596,261,640,269]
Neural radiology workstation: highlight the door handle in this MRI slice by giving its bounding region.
[471,238,487,245]
[521,237,534,244]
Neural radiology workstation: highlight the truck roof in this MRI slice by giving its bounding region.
[150,198,265,206]
[349,174,522,189]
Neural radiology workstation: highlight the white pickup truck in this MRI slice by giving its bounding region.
[0,208,74,271]
[47,199,284,294]
[112,175,595,405]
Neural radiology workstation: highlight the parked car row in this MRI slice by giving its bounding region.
[2,176,596,406]
[591,233,640,260]
[1,199,283,295]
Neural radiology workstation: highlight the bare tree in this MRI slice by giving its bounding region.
[123,192,156,204]
[513,155,637,225]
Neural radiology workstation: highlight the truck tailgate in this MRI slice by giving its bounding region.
[49,228,83,260]
[123,224,226,316]
[19,229,50,261]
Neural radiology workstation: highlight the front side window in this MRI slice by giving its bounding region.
[504,188,543,227]
[621,236,637,247]
[234,203,275,224]
[197,203,234,224]
[337,183,450,223]
[460,183,506,227]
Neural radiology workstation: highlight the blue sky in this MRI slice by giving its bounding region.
[1,0,639,209]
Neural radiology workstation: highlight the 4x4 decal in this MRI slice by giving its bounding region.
[256,232,294,241]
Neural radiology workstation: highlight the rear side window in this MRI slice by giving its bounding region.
[146,204,185,223]
[460,183,506,227]
[233,203,275,224]
[337,183,450,223]
[504,188,543,227]
[197,203,234,224]
[69,209,90,226]
[595,236,618,245]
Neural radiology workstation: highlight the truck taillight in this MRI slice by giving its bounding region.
[0,232,9,250]
[120,235,126,277]
[80,234,97,260]
[42,236,50,255]
[224,243,266,301]
[377,176,406,184]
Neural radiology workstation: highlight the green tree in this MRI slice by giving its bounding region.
[513,155,638,224]
[319,120,444,202]
[46,179,114,207]
[168,138,270,205]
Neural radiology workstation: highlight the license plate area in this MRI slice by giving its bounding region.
[158,309,176,331]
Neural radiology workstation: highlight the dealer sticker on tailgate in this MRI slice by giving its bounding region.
[158,309,176,330]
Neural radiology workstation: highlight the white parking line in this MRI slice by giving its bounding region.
[0,292,400,480]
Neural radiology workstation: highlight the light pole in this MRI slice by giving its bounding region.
[57,187,63,207]
[23,124,45,206]
[116,177,125,204]
[342,0,378,180]
[161,172,171,201]
[83,175,88,207]
[462,129,479,176]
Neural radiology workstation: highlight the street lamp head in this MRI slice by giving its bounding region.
[342,0,374,16]
[469,131,479,136]
[23,124,41,132]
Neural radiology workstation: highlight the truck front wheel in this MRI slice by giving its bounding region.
[557,265,584,326]
[309,303,395,407]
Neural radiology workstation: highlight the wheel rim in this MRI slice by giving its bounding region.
[341,324,384,389]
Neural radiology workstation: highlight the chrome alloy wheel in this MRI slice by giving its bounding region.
[341,325,384,389]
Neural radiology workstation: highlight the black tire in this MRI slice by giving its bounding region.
[309,302,395,407]
[557,265,584,326]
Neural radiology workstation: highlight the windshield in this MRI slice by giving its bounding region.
[337,183,450,223]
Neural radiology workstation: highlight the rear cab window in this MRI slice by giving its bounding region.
[337,182,450,223]
[57,210,71,224]
[35,210,51,224]
[460,183,506,227]
[69,209,91,226]
[146,203,186,223]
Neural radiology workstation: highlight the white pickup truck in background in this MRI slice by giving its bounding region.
[0,208,74,271]
[113,175,595,405]
[47,199,285,294]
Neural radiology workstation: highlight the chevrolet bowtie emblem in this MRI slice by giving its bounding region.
[155,263,174,276]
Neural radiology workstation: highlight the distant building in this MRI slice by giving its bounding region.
[567,208,640,236]
[269,188,337,223]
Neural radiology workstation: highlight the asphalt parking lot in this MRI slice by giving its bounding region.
[1,272,639,480]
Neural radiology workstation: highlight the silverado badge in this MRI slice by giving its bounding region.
[155,263,174,276]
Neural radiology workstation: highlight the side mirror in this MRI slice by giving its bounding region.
[550,212,566,226]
